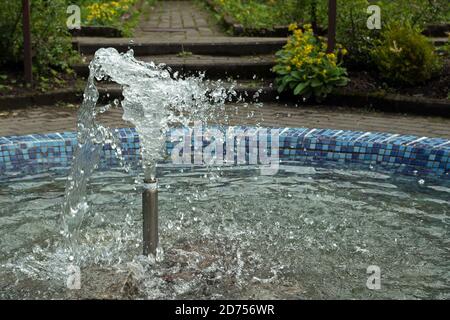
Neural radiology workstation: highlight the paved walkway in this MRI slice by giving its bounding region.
[1,103,449,139]
[134,0,226,40]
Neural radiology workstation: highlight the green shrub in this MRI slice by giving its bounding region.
[0,1,24,67]
[370,23,442,86]
[208,0,328,29]
[335,0,449,66]
[377,0,450,27]
[72,0,147,37]
[81,0,136,26]
[0,0,77,76]
[273,24,349,100]
[336,0,378,66]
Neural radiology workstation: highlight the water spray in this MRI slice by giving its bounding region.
[63,47,229,260]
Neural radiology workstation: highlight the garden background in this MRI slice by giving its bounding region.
[0,0,448,100]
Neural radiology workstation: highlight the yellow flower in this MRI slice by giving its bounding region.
[293,29,303,40]
[341,48,348,55]
[288,23,298,32]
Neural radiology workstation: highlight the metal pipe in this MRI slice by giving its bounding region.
[22,0,33,85]
[142,178,158,256]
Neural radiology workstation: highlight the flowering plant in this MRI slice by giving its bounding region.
[273,23,349,100]
[85,0,135,25]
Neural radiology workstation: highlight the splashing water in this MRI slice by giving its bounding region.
[62,48,235,253]
[5,48,447,300]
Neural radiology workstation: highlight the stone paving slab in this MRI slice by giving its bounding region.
[1,103,450,140]
[73,1,285,52]
[134,0,224,40]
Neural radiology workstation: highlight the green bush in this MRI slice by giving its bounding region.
[377,0,450,27]
[370,23,442,86]
[209,0,449,38]
[273,24,349,100]
[71,0,148,37]
[333,0,449,66]
[212,0,317,29]
[336,0,376,66]
[0,0,77,76]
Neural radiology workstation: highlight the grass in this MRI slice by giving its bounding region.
[177,51,193,58]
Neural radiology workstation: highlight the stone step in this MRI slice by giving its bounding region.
[73,35,446,59]
[94,80,274,103]
[72,37,287,56]
[91,79,450,118]
[430,37,449,47]
[72,54,276,79]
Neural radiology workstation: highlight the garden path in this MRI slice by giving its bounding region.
[134,0,226,41]
[1,103,449,139]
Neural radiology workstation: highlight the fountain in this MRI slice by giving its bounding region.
[62,47,234,259]
[0,48,449,300]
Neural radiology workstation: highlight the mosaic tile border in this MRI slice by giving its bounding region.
[0,127,449,179]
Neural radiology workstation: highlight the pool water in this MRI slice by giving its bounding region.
[0,164,449,299]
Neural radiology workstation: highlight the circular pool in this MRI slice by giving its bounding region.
[0,127,449,299]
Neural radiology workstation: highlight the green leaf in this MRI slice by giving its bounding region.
[311,79,322,87]
[294,82,309,95]
[291,71,303,80]
[334,78,349,86]
[274,68,289,75]
[288,81,298,89]
[277,84,285,93]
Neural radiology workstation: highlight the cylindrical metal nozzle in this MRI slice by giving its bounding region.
[143,178,158,256]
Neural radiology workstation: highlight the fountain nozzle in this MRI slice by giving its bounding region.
[143,178,158,256]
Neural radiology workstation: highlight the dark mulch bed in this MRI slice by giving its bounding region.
[344,58,449,100]
[0,68,81,98]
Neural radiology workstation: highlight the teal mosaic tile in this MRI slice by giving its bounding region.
[0,127,449,179]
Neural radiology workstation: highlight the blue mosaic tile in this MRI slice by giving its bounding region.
[1,127,450,179]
